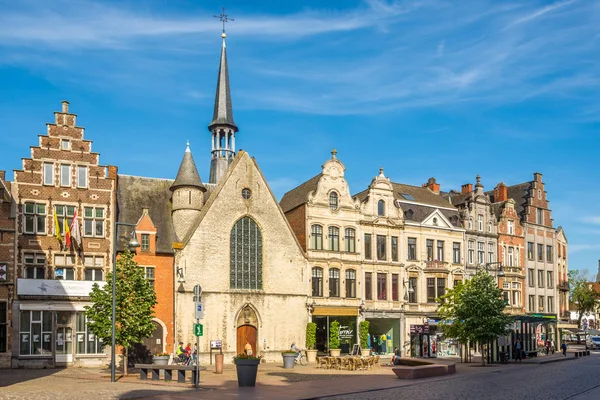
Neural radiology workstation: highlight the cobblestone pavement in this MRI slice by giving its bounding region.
[321,354,600,400]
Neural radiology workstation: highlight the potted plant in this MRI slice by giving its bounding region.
[359,321,371,356]
[329,320,341,356]
[306,322,318,363]
[152,352,170,366]
[233,353,262,387]
[282,350,296,369]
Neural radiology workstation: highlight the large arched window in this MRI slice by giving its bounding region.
[328,226,339,251]
[345,269,356,298]
[329,191,339,211]
[230,217,262,289]
[329,268,340,297]
[312,267,323,297]
[378,200,385,216]
[311,224,323,250]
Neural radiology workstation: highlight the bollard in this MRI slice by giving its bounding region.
[215,353,224,374]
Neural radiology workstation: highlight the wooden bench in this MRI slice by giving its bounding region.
[135,364,197,383]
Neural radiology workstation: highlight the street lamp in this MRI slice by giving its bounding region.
[111,222,140,383]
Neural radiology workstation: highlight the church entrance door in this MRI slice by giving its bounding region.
[236,325,257,356]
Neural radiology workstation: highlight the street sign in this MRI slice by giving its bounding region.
[195,303,204,320]
[193,284,202,297]
[194,323,203,337]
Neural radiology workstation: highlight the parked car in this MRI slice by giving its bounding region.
[586,336,600,350]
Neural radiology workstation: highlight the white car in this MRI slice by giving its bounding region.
[587,336,600,350]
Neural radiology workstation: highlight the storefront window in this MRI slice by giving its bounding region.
[76,313,104,354]
[19,311,52,355]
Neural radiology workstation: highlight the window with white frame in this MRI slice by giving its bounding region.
[488,242,494,263]
[453,242,460,264]
[24,253,46,279]
[329,226,340,251]
[144,266,155,286]
[477,242,484,264]
[508,220,514,235]
[19,310,52,355]
[60,164,71,187]
[547,296,554,313]
[468,241,474,264]
[508,247,514,266]
[61,139,71,150]
[478,214,483,231]
[141,234,150,251]
[24,203,46,234]
[43,163,54,185]
[54,205,75,236]
[54,254,76,280]
[310,225,323,250]
[83,207,105,237]
[76,313,104,354]
[77,165,88,188]
[345,228,355,252]
[84,255,105,281]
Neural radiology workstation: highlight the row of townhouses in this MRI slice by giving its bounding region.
[0,33,569,368]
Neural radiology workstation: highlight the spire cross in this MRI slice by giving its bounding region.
[213,7,234,34]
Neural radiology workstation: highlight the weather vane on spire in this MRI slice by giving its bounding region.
[213,6,234,36]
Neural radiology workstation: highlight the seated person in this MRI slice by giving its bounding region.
[390,347,401,365]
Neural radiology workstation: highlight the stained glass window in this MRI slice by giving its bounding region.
[230,217,263,289]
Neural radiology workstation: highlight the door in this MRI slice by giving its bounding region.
[237,325,257,356]
[55,327,73,364]
[142,321,163,355]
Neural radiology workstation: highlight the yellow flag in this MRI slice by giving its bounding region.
[54,210,62,242]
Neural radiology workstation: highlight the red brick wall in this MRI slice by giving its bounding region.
[284,205,306,252]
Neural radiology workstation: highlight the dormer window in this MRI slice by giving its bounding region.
[61,139,70,150]
[478,215,483,231]
[405,209,414,219]
[433,217,438,226]
[377,200,385,216]
[329,191,339,211]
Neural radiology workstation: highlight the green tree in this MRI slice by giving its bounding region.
[329,320,340,350]
[306,322,317,350]
[359,320,370,350]
[85,249,157,376]
[438,271,511,365]
[569,270,599,328]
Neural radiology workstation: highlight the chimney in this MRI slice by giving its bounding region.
[107,165,118,181]
[61,100,69,113]
[461,183,473,194]
[423,177,440,194]
[533,172,542,182]
[494,182,508,202]
[0,170,5,181]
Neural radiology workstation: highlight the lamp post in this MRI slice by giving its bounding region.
[111,222,140,383]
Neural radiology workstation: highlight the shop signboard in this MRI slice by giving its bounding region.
[17,279,95,297]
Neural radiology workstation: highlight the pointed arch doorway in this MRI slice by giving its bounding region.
[236,304,259,356]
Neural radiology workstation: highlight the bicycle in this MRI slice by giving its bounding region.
[294,351,308,366]
[536,346,548,356]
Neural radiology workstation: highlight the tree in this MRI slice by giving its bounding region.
[569,270,600,328]
[329,320,340,350]
[438,271,511,365]
[85,249,157,376]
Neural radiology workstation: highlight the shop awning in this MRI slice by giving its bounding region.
[312,307,359,316]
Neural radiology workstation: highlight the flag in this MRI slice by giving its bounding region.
[54,210,62,243]
[64,217,71,248]
[70,209,81,248]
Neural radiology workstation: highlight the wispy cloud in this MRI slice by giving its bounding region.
[580,216,600,225]
[506,0,577,28]
[570,244,600,254]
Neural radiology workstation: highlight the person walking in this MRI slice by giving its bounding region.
[561,342,567,356]
[515,339,522,362]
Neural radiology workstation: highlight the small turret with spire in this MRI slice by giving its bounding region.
[170,142,206,240]
[208,27,238,184]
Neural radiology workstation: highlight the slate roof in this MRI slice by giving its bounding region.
[279,173,322,213]
[487,182,531,218]
[117,175,177,254]
[208,39,238,132]
[390,182,455,209]
[170,147,206,192]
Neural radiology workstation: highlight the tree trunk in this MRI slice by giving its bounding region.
[481,343,486,366]
[577,310,584,329]
[124,349,128,376]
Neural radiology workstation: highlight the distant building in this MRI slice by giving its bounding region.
[0,170,16,368]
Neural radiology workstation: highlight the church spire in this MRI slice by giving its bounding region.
[208,25,238,184]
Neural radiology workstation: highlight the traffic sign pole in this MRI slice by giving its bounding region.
[195,318,200,388]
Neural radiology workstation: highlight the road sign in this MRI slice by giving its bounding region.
[194,323,203,337]
[195,303,204,320]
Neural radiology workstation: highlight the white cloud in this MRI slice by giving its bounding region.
[569,244,600,254]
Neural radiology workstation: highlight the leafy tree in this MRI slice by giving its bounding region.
[438,271,511,365]
[569,270,600,328]
[85,249,157,376]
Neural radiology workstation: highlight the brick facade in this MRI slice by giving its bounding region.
[0,171,15,367]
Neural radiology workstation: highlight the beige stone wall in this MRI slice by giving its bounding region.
[175,152,308,363]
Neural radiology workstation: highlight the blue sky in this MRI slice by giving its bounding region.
[0,0,598,275]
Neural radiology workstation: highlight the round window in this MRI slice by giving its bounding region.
[241,188,252,199]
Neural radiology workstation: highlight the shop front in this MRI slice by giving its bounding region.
[312,307,359,354]
[363,311,401,355]
[12,279,107,368]
[409,322,438,358]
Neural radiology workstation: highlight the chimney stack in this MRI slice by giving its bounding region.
[0,170,5,181]
[533,172,542,182]
[423,177,440,194]
[61,100,69,113]
[494,182,508,202]
[461,183,473,194]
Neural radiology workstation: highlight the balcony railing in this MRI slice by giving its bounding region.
[558,281,570,292]
[425,260,449,269]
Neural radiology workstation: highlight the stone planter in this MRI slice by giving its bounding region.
[306,349,318,363]
[152,356,169,366]
[330,349,341,357]
[282,353,296,369]
[361,349,371,357]
[234,358,260,387]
